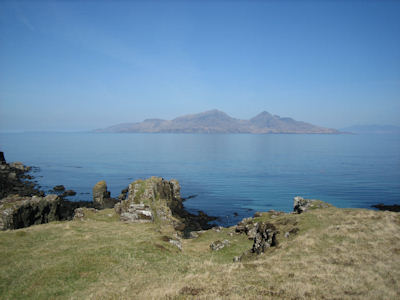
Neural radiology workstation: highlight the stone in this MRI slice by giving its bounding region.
[0,152,5,164]
[212,226,223,232]
[233,256,241,262]
[53,185,65,191]
[118,187,129,200]
[62,190,76,197]
[253,212,263,218]
[93,180,118,209]
[251,222,278,254]
[9,162,30,172]
[246,225,258,240]
[372,203,400,212]
[73,207,98,220]
[293,196,311,214]
[169,238,182,251]
[235,217,258,239]
[120,203,153,222]
[210,239,230,251]
[188,231,199,239]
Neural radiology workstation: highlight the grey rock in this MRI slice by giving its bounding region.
[233,256,241,262]
[293,196,311,214]
[188,231,199,239]
[251,222,278,254]
[212,226,223,232]
[169,238,182,251]
[210,239,230,251]
[0,194,62,230]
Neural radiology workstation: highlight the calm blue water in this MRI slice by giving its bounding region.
[1,132,399,226]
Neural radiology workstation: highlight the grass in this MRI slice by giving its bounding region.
[0,206,399,299]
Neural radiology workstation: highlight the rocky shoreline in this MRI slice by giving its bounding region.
[0,152,215,234]
[1,151,398,258]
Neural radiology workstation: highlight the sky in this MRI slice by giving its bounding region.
[0,0,399,131]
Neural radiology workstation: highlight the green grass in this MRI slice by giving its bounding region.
[1,206,399,299]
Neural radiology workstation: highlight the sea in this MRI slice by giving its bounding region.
[1,132,399,226]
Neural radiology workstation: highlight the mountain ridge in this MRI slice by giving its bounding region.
[95,110,340,134]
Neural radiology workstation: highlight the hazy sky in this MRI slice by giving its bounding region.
[1,0,399,131]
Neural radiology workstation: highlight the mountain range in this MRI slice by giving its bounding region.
[95,110,340,134]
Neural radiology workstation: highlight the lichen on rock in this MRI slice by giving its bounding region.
[115,177,216,234]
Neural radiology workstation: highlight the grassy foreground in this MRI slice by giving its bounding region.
[0,206,399,299]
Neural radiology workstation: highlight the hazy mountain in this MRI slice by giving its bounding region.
[95,110,340,134]
[341,125,400,134]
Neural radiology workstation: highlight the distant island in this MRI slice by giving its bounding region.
[95,109,340,134]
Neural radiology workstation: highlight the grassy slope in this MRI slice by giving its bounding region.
[0,207,399,299]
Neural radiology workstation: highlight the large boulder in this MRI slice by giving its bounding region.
[251,222,278,254]
[92,180,118,209]
[115,177,184,227]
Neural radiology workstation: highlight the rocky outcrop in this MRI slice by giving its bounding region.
[293,196,331,214]
[115,177,184,227]
[0,156,43,200]
[0,194,93,230]
[0,153,95,230]
[372,203,400,212]
[235,218,258,239]
[251,222,278,254]
[93,181,119,209]
[115,177,216,234]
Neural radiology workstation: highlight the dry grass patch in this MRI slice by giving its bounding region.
[1,207,399,299]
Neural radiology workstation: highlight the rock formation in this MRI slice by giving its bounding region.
[0,154,43,199]
[0,194,87,230]
[92,180,119,209]
[251,222,278,254]
[235,217,258,239]
[115,177,216,234]
[0,152,92,230]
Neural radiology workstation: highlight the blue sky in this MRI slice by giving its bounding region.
[0,0,399,131]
